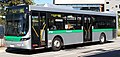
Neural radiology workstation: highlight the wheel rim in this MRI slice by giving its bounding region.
[101,36,105,42]
[54,40,60,47]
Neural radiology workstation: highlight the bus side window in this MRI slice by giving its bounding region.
[50,25,56,30]
[65,24,74,30]
[65,15,76,30]
[76,16,82,29]
[55,19,64,30]
[49,18,55,30]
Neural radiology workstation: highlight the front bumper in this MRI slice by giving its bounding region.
[6,40,31,49]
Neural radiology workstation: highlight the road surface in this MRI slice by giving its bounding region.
[0,38,120,57]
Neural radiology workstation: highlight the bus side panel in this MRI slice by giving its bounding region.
[113,29,117,38]
[104,31,113,41]
[92,32,101,42]
[92,31,113,42]
[48,33,83,47]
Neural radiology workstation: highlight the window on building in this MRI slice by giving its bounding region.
[119,5,120,8]
[106,2,109,4]
[116,5,118,8]
[106,9,109,11]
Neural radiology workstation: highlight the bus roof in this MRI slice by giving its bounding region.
[7,4,116,17]
[29,4,115,17]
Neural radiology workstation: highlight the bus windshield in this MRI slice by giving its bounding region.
[5,13,29,36]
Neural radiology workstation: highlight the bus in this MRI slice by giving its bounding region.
[5,4,117,51]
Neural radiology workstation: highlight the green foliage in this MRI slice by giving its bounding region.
[3,0,34,6]
[24,0,34,5]
[0,18,6,25]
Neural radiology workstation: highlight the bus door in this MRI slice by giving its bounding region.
[31,11,46,48]
[83,16,92,42]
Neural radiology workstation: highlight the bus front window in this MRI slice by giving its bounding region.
[5,14,29,36]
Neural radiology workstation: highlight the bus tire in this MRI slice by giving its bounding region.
[52,37,62,51]
[99,33,106,43]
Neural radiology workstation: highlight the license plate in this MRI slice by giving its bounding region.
[10,45,15,47]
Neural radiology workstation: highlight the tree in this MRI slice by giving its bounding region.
[24,0,34,5]
[3,0,34,6]
[0,1,6,25]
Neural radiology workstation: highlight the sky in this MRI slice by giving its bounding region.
[34,0,53,4]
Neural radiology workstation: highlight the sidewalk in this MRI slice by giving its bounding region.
[0,47,6,53]
[117,36,120,38]
[0,38,6,53]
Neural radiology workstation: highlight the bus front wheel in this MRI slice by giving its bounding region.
[99,33,106,43]
[52,37,62,51]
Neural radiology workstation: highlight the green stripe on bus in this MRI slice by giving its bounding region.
[48,30,83,34]
[92,29,114,32]
[5,36,22,42]
[48,28,115,34]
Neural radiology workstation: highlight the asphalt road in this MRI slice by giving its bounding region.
[0,38,120,57]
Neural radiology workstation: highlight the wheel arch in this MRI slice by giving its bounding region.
[99,32,107,43]
[51,35,64,51]
[100,32,106,39]
[53,35,64,44]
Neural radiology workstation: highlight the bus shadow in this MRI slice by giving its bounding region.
[5,41,114,55]
[84,50,120,57]
[64,41,113,51]
[5,48,52,55]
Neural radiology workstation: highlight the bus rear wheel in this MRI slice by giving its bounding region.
[99,33,106,43]
[52,37,62,51]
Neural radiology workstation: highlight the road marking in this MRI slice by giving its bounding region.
[54,52,75,57]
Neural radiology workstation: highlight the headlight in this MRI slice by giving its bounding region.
[20,38,30,41]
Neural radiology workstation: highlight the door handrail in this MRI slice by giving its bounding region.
[32,26,39,37]
[40,24,46,40]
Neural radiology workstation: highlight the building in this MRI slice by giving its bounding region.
[105,0,120,13]
[54,0,120,12]
[54,0,105,12]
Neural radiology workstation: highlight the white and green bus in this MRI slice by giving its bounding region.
[5,4,117,51]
